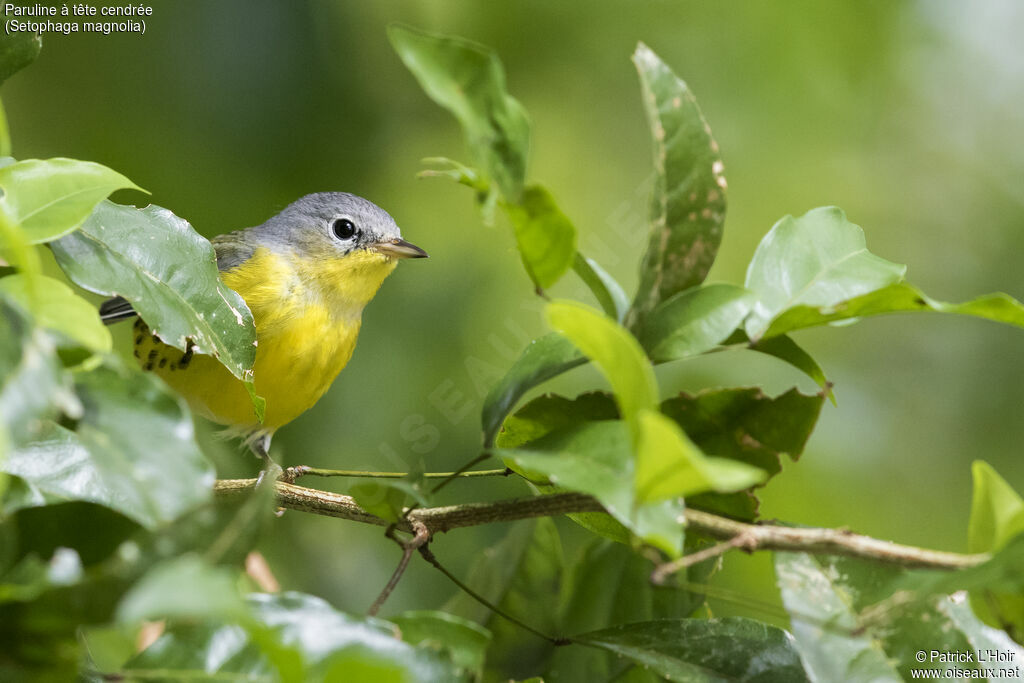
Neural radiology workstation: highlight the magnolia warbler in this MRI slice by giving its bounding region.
[100,192,427,469]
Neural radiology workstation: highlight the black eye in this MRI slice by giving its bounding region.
[332,218,357,240]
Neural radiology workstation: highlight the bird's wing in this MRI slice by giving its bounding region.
[99,231,257,326]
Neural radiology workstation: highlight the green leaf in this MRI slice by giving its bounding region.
[50,201,257,383]
[0,159,144,245]
[0,98,10,158]
[576,618,810,682]
[2,362,214,528]
[747,333,834,401]
[495,391,619,450]
[762,280,1024,339]
[0,273,111,352]
[115,554,247,624]
[0,297,75,450]
[967,462,1024,639]
[0,16,42,85]
[546,300,658,431]
[661,387,824,479]
[776,551,1024,680]
[390,610,491,680]
[481,332,585,446]
[627,44,728,325]
[124,592,457,683]
[500,420,683,557]
[389,25,530,200]
[573,253,630,322]
[969,461,1024,555]
[348,477,430,524]
[504,185,577,291]
[634,409,764,504]
[638,283,754,362]
[744,206,906,339]
[0,547,83,604]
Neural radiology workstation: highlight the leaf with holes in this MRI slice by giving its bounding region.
[50,201,257,389]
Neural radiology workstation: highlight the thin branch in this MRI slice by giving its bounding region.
[367,521,430,616]
[651,534,752,584]
[212,479,989,571]
[286,466,511,480]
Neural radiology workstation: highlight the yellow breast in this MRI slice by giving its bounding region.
[136,246,397,434]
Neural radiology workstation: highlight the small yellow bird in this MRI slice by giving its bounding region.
[100,192,427,468]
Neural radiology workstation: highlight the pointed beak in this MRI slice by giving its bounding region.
[373,238,429,259]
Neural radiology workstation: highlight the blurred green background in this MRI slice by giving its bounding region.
[8,0,1023,624]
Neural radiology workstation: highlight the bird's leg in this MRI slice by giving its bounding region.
[251,434,283,485]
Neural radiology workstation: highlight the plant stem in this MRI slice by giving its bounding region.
[287,466,510,480]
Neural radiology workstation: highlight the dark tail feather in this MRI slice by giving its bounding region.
[99,296,138,325]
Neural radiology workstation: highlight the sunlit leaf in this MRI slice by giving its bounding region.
[0,159,143,244]
[576,618,810,682]
[0,273,111,352]
[389,25,530,200]
[762,280,1024,339]
[967,461,1024,639]
[627,44,728,325]
[504,185,577,291]
[634,409,764,504]
[638,283,754,362]
[2,362,214,528]
[545,300,658,431]
[50,201,257,384]
[501,420,683,557]
[573,253,630,322]
[481,332,585,446]
[745,206,906,339]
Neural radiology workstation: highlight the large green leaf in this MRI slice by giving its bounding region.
[744,206,906,339]
[573,253,630,322]
[576,618,809,682]
[0,273,111,352]
[775,551,1024,681]
[747,333,834,401]
[50,201,257,383]
[2,362,214,528]
[627,44,728,326]
[761,280,1024,340]
[0,159,143,244]
[481,332,585,446]
[389,25,530,200]
[0,298,74,452]
[0,16,42,85]
[123,592,457,683]
[638,283,754,362]
[504,185,577,291]
[545,300,658,430]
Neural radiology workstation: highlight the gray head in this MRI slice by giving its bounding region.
[251,192,427,261]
